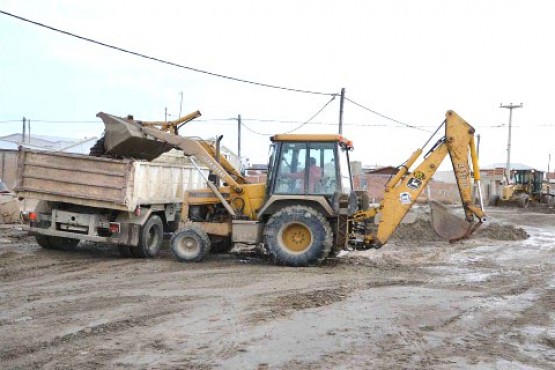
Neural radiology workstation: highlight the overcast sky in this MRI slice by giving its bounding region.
[1,0,554,171]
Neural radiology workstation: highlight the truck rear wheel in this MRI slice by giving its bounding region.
[35,234,53,249]
[264,205,333,267]
[35,235,79,251]
[134,215,163,258]
[170,226,211,262]
[118,245,134,258]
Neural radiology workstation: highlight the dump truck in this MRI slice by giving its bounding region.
[15,147,207,257]
[96,110,487,267]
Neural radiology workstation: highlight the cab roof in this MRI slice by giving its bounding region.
[270,134,353,149]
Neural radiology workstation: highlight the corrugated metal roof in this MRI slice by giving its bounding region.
[481,163,535,171]
[0,133,96,154]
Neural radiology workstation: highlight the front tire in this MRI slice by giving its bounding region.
[170,226,211,262]
[264,205,333,267]
[133,215,163,258]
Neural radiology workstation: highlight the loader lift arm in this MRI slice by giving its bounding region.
[360,110,487,247]
[96,112,247,188]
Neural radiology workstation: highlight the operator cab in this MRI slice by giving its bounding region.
[265,134,353,198]
[512,169,544,196]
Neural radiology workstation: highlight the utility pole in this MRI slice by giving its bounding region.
[164,107,168,122]
[237,114,242,160]
[27,119,31,143]
[338,88,345,135]
[500,102,523,184]
[178,92,183,118]
[21,117,26,145]
[548,153,551,195]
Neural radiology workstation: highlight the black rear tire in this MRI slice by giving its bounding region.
[35,235,79,251]
[133,215,164,258]
[170,226,211,262]
[118,245,134,258]
[35,234,53,249]
[264,205,333,267]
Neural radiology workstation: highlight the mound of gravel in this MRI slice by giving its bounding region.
[388,220,529,242]
[389,221,444,242]
[475,222,530,240]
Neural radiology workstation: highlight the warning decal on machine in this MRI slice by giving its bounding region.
[407,177,422,190]
[400,192,412,204]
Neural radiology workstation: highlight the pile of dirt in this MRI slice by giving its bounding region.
[388,220,529,242]
[475,222,530,240]
[389,220,444,242]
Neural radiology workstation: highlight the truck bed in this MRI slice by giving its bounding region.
[15,149,207,211]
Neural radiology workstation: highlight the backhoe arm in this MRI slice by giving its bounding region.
[368,110,486,247]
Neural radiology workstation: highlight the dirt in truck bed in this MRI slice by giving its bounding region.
[0,208,554,369]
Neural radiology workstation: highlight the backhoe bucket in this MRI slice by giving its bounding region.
[429,200,473,242]
[96,112,174,160]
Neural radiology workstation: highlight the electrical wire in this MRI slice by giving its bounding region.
[280,95,336,134]
[3,116,548,129]
[0,10,336,97]
[5,11,555,137]
[5,10,538,133]
[344,97,431,133]
[30,119,99,123]
[241,95,336,136]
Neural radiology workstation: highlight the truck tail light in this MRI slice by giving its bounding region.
[109,223,120,234]
[28,212,37,221]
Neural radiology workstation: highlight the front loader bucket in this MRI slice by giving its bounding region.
[96,112,174,160]
[429,200,473,242]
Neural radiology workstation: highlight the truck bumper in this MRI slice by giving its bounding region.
[28,226,122,244]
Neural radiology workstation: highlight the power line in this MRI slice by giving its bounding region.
[280,95,337,134]
[242,95,336,136]
[29,119,99,123]
[0,9,336,97]
[1,10,511,135]
[4,116,551,129]
[344,97,431,133]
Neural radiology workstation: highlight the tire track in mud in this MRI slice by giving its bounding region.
[285,285,554,369]
[0,299,189,364]
[245,279,425,324]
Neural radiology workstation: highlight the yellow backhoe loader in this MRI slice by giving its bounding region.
[97,110,487,267]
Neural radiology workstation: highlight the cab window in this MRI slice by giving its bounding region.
[274,142,338,195]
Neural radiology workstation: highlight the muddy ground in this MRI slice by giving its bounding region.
[0,207,553,369]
